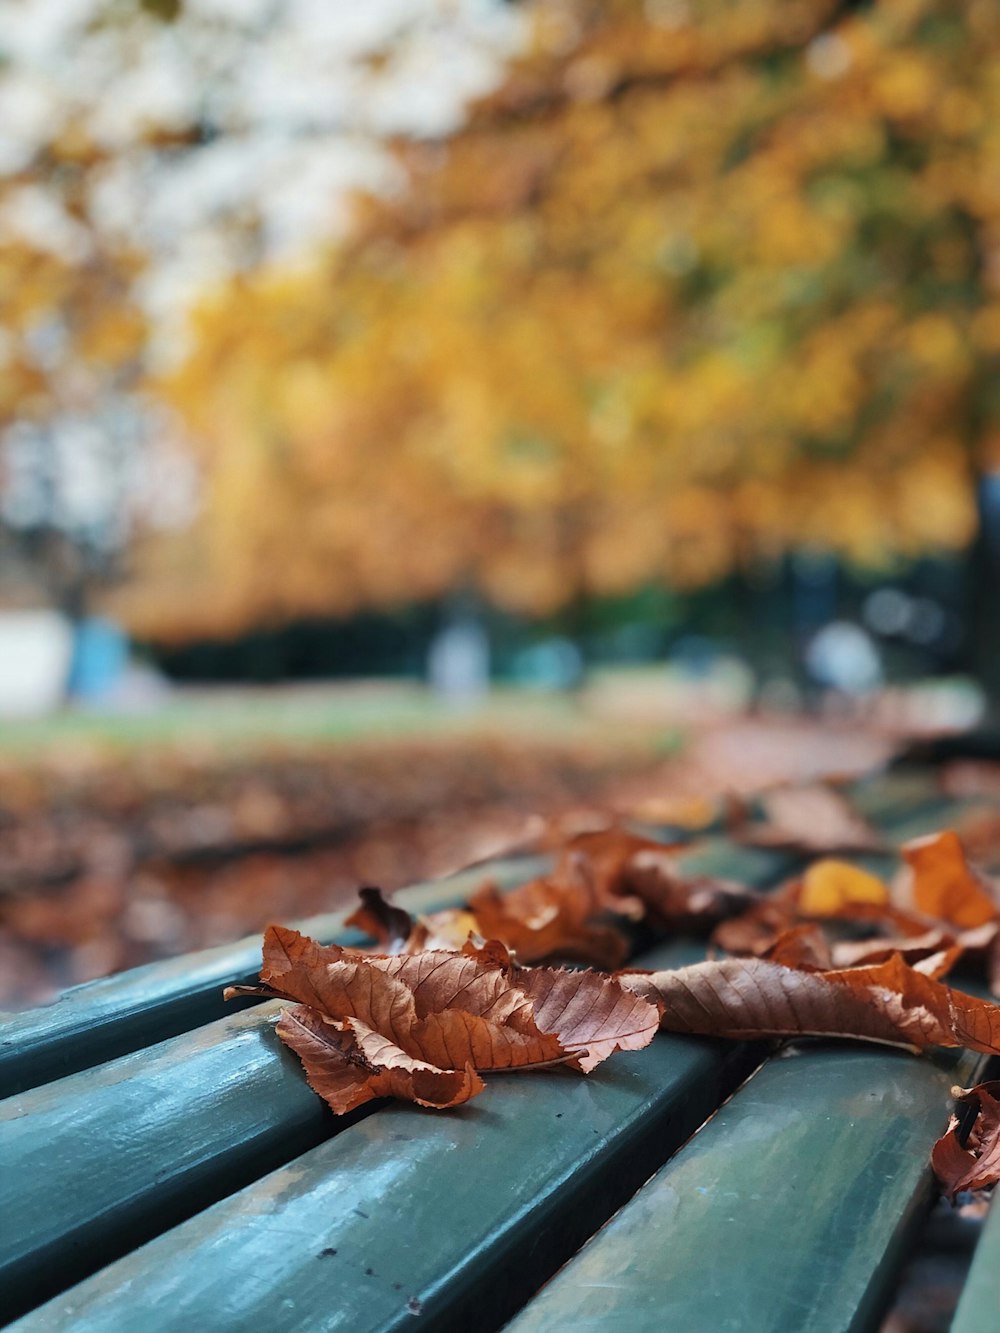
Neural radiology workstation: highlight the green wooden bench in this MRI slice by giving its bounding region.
[2,765,996,1333]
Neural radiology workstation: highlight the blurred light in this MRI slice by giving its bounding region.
[806,33,852,80]
[906,597,946,646]
[863,587,911,636]
[806,622,882,694]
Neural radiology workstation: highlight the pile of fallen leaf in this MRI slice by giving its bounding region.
[231,789,1000,1202]
[0,736,665,1006]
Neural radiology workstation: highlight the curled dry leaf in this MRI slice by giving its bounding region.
[344,886,414,953]
[618,849,756,931]
[556,826,686,901]
[759,924,833,971]
[344,885,491,956]
[901,831,999,929]
[932,1080,1000,1198]
[226,924,659,1113]
[827,926,971,978]
[468,874,630,968]
[735,784,881,854]
[553,825,756,939]
[617,953,1000,1055]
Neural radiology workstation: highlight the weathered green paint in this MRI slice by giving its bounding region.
[503,1042,986,1333]
[0,1000,332,1321]
[2,776,975,1332]
[952,1188,1000,1333]
[7,981,760,1333]
[0,771,948,1100]
[0,855,550,1098]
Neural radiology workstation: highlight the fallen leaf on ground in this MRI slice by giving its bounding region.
[468,874,630,967]
[759,924,834,970]
[344,886,414,953]
[617,953,1000,1054]
[734,785,882,853]
[902,831,999,929]
[932,1080,1000,1197]
[556,826,686,901]
[616,848,757,930]
[797,860,888,915]
[226,924,659,1112]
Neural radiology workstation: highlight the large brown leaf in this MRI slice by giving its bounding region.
[516,965,664,1073]
[228,924,659,1112]
[931,1080,1000,1198]
[618,953,1000,1054]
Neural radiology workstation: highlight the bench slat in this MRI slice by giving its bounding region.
[951,1189,1000,1333]
[0,838,789,1324]
[7,991,761,1333]
[501,1045,983,1333]
[0,855,549,1099]
[0,768,944,1101]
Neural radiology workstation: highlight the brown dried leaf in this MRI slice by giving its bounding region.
[761,924,833,970]
[932,1080,1000,1198]
[468,874,629,967]
[618,953,1000,1054]
[516,966,663,1073]
[710,897,799,959]
[556,826,685,901]
[276,1004,482,1112]
[230,924,659,1113]
[618,848,757,931]
[344,886,414,953]
[736,785,881,854]
[830,928,963,977]
[902,831,999,929]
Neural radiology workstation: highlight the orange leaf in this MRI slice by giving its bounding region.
[902,831,999,929]
[797,859,888,916]
[932,1080,1000,1198]
[468,874,629,967]
[618,953,1000,1054]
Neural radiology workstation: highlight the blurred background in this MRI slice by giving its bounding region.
[1,0,999,1008]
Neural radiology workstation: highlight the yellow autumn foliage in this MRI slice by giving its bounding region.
[123,0,998,639]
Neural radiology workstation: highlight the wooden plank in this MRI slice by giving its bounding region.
[0,765,945,1100]
[6,953,764,1333]
[0,839,793,1326]
[0,999,329,1323]
[500,796,986,1333]
[0,855,549,1098]
[503,1041,985,1333]
[952,1193,1000,1333]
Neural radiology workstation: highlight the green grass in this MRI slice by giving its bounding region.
[0,680,679,763]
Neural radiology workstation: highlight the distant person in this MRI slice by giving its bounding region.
[427,619,490,704]
[805,621,883,698]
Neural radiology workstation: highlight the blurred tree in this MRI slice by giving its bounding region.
[0,0,518,613]
[117,0,1000,644]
